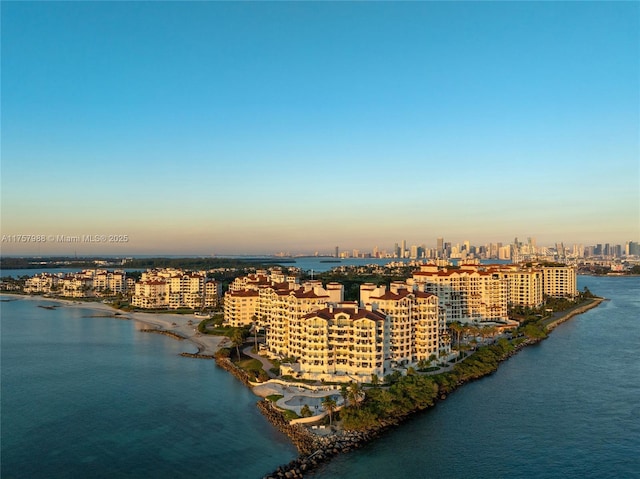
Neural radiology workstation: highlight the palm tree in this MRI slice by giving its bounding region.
[479,326,489,344]
[251,315,259,351]
[485,325,498,343]
[449,322,463,349]
[230,328,244,361]
[347,382,364,409]
[322,396,337,426]
[340,383,349,405]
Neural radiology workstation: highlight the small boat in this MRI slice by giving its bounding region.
[194,311,213,319]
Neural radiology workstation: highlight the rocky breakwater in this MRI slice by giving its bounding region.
[139,328,216,359]
[180,351,216,359]
[260,410,375,479]
[256,400,317,455]
[139,329,186,341]
[214,356,253,387]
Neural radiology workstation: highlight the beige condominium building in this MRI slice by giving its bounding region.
[497,267,544,308]
[361,282,446,365]
[226,270,451,382]
[289,304,387,383]
[224,289,260,326]
[92,269,126,294]
[25,269,126,297]
[132,268,210,310]
[541,265,578,299]
[408,264,508,324]
[132,279,169,309]
[495,263,577,307]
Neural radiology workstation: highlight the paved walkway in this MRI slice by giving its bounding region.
[253,380,344,417]
[243,344,277,378]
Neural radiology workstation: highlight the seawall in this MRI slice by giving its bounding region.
[544,298,605,332]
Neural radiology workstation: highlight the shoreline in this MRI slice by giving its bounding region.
[258,297,606,479]
[2,292,606,478]
[0,293,227,356]
[543,297,605,331]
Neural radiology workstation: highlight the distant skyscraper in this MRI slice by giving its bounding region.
[437,237,444,257]
[401,240,406,258]
[335,246,339,258]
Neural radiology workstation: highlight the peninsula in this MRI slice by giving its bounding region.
[1,259,605,478]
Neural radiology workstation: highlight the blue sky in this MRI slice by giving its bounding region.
[1,1,638,255]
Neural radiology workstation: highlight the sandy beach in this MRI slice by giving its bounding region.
[0,293,227,355]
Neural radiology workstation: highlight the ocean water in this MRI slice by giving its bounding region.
[0,298,296,479]
[2,276,638,479]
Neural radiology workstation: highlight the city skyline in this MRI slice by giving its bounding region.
[2,2,638,256]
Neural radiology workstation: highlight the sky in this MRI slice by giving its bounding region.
[1,1,638,256]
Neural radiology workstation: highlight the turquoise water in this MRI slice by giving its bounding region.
[0,298,296,479]
[2,276,639,478]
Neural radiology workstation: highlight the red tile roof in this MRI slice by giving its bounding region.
[304,307,386,322]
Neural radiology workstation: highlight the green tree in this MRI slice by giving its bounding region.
[230,328,245,361]
[322,396,338,426]
[340,383,349,405]
[251,315,259,351]
[300,404,312,418]
[449,322,463,349]
[347,382,364,409]
[522,323,547,340]
[214,347,231,359]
